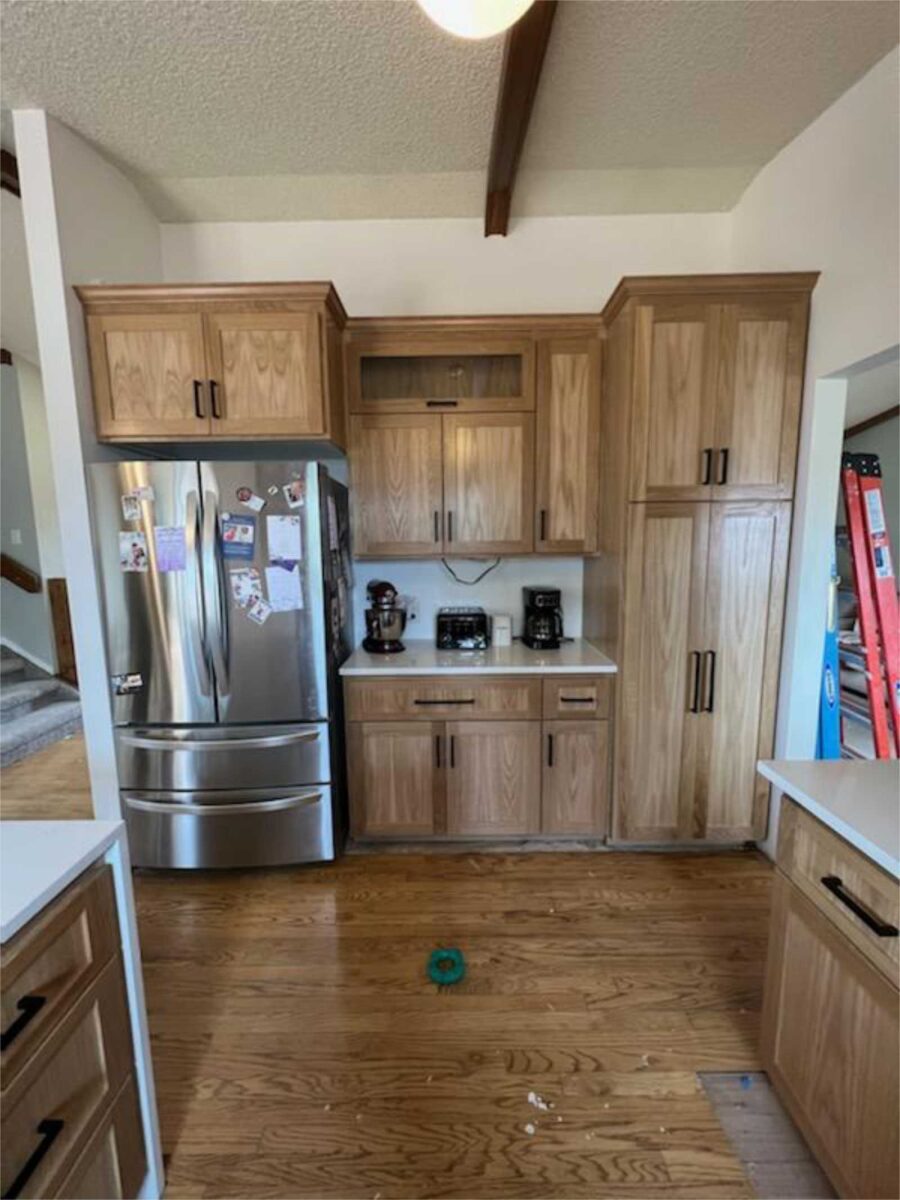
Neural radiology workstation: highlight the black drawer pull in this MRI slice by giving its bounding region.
[701,447,713,486]
[3,1118,64,1199]
[449,735,456,768]
[540,509,548,541]
[193,379,206,419]
[434,735,441,769]
[433,511,440,543]
[702,650,716,713]
[559,695,594,704]
[413,698,475,706]
[820,875,899,937]
[1,995,46,1051]
[447,511,453,542]
[547,732,554,767]
[688,651,702,713]
[717,446,729,485]
[426,400,458,407]
[209,379,222,419]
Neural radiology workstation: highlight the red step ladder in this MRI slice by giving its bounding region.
[840,452,900,758]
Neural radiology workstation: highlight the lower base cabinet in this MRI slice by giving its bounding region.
[762,802,899,1199]
[345,676,610,841]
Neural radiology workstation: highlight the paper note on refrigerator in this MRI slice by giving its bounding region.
[266,514,302,564]
[154,526,187,572]
[265,563,303,611]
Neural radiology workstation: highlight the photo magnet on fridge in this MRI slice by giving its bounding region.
[121,493,141,521]
[282,480,305,509]
[236,486,266,513]
[221,513,256,560]
[119,531,149,572]
[133,485,155,502]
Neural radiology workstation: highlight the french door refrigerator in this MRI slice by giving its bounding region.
[90,461,352,868]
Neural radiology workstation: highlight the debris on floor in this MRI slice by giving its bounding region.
[524,1123,536,1136]
[527,1090,553,1111]
[427,947,466,985]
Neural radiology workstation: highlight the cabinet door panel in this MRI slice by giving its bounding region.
[762,875,899,1199]
[630,304,719,501]
[349,415,443,556]
[701,502,790,841]
[542,721,608,836]
[443,414,534,554]
[349,722,442,839]
[615,504,709,841]
[87,313,209,440]
[446,721,540,836]
[205,311,324,437]
[714,299,808,499]
[535,338,600,552]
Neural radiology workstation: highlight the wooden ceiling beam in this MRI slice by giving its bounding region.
[1,149,20,197]
[484,0,557,237]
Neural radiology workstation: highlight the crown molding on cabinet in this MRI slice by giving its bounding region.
[601,272,820,324]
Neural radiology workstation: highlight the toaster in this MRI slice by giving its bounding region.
[436,607,490,650]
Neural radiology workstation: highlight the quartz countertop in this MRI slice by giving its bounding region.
[1,820,124,942]
[339,638,617,677]
[757,759,900,878]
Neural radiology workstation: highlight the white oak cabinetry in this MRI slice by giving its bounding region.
[345,674,611,842]
[585,273,817,845]
[78,284,347,446]
[346,322,601,557]
[762,799,899,1199]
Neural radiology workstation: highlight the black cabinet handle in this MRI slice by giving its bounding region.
[1,995,46,1051]
[434,511,440,543]
[540,509,548,541]
[702,650,716,713]
[426,400,458,407]
[688,651,702,713]
[449,735,456,768]
[3,1118,64,1199]
[559,695,593,704]
[717,447,729,485]
[193,379,206,419]
[701,448,713,486]
[821,875,899,937]
[209,379,222,419]
[547,733,554,768]
[434,735,441,769]
[447,511,453,543]
[414,698,475,706]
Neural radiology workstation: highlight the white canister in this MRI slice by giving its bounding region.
[491,613,513,647]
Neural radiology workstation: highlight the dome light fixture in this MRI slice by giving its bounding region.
[417,0,535,40]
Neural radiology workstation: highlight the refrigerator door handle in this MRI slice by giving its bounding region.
[202,489,230,698]
[185,490,212,696]
[119,729,321,751]
[123,791,324,816]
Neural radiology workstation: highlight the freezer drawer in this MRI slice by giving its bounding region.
[116,723,331,791]
[123,786,335,868]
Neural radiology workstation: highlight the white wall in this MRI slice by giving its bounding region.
[162,212,730,314]
[14,110,163,818]
[0,190,40,365]
[729,47,900,852]
[17,358,65,581]
[352,557,584,645]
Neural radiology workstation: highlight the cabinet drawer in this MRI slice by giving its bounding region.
[1,867,118,1089]
[345,677,541,721]
[542,676,611,719]
[53,1076,145,1200]
[778,799,899,984]
[1,955,134,1199]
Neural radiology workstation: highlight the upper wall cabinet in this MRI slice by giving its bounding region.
[77,284,347,447]
[346,329,535,414]
[602,275,816,503]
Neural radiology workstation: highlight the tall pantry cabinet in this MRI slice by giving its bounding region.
[585,274,817,844]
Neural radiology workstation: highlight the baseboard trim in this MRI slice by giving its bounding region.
[0,637,55,677]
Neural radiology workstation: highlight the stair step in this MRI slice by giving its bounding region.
[0,678,64,718]
[0,700,83,768]
[0,655,27,679]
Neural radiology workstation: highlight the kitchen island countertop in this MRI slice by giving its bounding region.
[340,638,617,677]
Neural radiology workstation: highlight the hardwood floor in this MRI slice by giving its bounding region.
[0,737,772,1198]
[0,733,93,818]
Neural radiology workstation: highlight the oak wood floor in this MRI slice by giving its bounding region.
[0,736,771,1198]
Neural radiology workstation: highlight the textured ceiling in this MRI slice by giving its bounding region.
[1,0,897,220]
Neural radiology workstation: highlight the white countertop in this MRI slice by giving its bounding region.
[1,820,124,942]
[758,759,900,879]
[340,638,618,677]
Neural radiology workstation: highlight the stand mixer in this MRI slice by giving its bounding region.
[362,580,408,653]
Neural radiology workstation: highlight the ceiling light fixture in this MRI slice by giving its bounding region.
[417,0,535,40]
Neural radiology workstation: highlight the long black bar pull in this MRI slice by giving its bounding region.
[821,875,899,937]
[1,994,46,1051]
[688,651,702,713]
[3,1118,64,1199]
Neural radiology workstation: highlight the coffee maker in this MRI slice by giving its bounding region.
[363,580,407,654]
[521,586,564,650]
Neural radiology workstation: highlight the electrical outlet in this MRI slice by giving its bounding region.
[10,529,22,546]
[405,595,419,623]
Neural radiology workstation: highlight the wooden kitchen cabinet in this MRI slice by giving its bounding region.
[349,414,444,556]
[614,500,789,843]
[542,720,609,836]
[443,412,534,555]
[78,283,347,446]
[762,866,899,1199]
[535,337,600,552]
[348,722,444,839]
[445,721,541,837]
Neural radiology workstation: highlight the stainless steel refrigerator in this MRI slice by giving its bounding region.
[90,461,352,868]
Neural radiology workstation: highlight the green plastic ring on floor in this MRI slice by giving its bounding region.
[427,947,465,986]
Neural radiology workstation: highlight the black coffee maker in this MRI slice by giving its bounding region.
[522,586,563,650]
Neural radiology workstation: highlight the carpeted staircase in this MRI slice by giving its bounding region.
[0,648,81,767]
